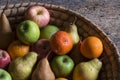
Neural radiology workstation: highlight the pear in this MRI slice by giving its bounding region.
[8,52,38,80]
[73,58,102,80]
[31,51,55,80]
[0,13,12,33]
[0,13,14,49]
[65,17,80,45]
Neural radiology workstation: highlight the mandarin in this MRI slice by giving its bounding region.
[80,36,103,59]
[56,78,68,80]
[8,40,30,60]
[50,31,73,55]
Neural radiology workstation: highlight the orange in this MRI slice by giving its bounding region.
[56,78,68,80]
[8,40,30,60]
[80,36,103,59]
[50,31,73,55]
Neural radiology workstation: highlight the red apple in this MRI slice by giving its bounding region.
[0,49,11,69]
[24,5,50,28]
[31,39,56,60]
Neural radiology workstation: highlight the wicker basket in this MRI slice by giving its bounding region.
[0,2,120,80]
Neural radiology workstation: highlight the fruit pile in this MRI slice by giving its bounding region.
[0,5,104,80]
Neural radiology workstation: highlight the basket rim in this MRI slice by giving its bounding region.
[0,1,119,61]
[0,2,120,77]
[10,2,120,52]
[0,1,119,59]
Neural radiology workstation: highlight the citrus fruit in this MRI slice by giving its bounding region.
[56,78,68,80]
[80,36,103,59]
[40,25,59,39]
[7,40,30,60]
[50,31,73,55]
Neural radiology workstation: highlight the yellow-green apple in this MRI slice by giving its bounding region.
[16,20,40,45]
[0,69,12,80]
[40,25,59,39]
[0,49,11,69]
[50,55,75,77]
[24,5,50,28]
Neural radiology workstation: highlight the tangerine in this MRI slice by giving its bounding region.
[80,36,103,59]
[56,78,68,80]
[50,31,73,55]
[8,40,30,60]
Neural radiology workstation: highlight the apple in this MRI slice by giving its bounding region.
[0,69,12,80]
[0,49,11,69]
[16,20,40,45]
[50,55,75,77]
[31,39,56,60]
[40,25,59,40]
[24,5,50,28]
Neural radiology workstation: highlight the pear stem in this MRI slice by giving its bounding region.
[45,50,52,59]
[70,16,77,25]
[99,54,113,61]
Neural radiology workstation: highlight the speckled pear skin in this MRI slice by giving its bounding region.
[8,52,38,80]
[73,58,102,80]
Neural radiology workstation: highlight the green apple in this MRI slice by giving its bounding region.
[16,20,40,45]
[40,25,59,39]
[0,69,12,80]
[51,55,74,77]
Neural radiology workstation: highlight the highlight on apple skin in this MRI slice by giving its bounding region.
[24,5,50,28]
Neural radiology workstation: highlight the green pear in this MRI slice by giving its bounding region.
[65,18,80,45]
[73,58,102,80]
[68,23,80,44]
[8,52,38,80]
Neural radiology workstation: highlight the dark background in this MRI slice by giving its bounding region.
[0,0,120,53]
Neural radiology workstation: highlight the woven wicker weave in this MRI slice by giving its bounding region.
[0,2,119,80]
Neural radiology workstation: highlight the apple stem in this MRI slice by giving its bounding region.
[0,73,4,78]
[0,51,5,58]
[63,58,68,63]
[0,53,2,58]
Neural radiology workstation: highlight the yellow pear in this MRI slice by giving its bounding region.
[73,58,102,80]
